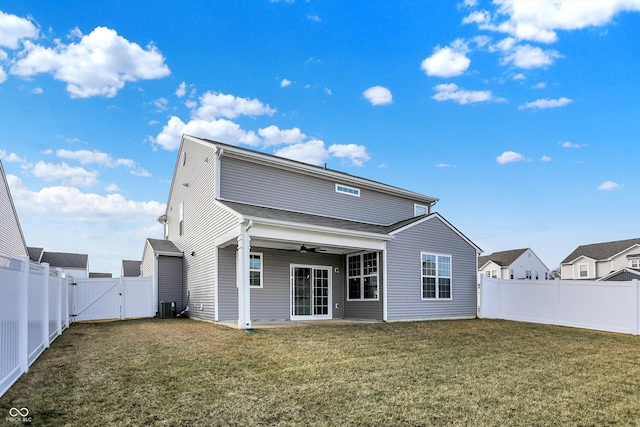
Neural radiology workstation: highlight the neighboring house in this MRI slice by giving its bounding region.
[89,272,112,278]
[28,247,90,278]
[478,248,549,281]
[149,135,481,329]
[0,159,28,258]
[122,260,142,277]
[560,238,640,280]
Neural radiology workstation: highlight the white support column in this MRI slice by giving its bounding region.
[18,256,29,374]
[236,227,252,329]
[382,245,388,322]
[42,262,50,349]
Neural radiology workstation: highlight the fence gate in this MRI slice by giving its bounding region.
[72,277,154,322]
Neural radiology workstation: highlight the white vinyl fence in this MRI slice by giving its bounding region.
[1,254,154,398]
[479,276,640,335]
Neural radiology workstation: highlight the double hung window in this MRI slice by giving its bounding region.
[421,253,452,300]
[347,252,378,300]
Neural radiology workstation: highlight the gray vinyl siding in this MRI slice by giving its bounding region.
[343,252,384,320]
[386,217,477,320]
[165,139,240,322]
[0,162,27,258]
[158,256,185,312]
[220,156,418,225]
[217,246,344,321]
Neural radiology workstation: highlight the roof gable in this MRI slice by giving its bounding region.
[388,212,482,254]
[478,248,528,269]
[0,160,28,258]
[561,238,640,264]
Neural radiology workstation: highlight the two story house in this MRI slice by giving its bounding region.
[478,248,549,281]
[144,135,481,328]
[560,238,640,281]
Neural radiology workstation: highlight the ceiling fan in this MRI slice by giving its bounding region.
[297,244,327,253]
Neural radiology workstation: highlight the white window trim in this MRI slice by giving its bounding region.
[346,252,379,301]
[420,252,453,301]
[249,252,263,288]
[578,263,588,278]
[630,259,640,269]
[414,204,429,216]
[335,183,360,197]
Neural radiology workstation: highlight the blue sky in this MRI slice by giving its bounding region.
[1,0,639,275]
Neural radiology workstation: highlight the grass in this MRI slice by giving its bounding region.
[1,319,639,426]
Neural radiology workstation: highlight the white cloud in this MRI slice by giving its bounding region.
[363,86,393,106]
[55,149,147,177]
[496,151,525,164]
[0,150,25,162]
[598,181,621,191]
[274,140,329,166]
[153,97,169,112]
[10,26,170,98]
[105,183,121,192]
[31,161,99,187]
[519,97,572,110]
[533,82,546,89]
[280,78,292,87]
[0,11,38,49]
[258,125,306,147]
[501,44,561,68]
[152,116,260,151]
[432,83,496,104]
[0,66,6,84]
[437,163,453,168]
[193,91,277,120]
[421,40,471,77]
[328,144,370,167]
[465,0,640,43]
[7,174,164,217]
[540,155,552,161]
[175,81,186,97]
[307,14,322,22]
[323,87,332,95]
[513,73,526,80]
[560,141,586,148]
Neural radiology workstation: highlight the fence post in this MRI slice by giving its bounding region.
[42,263,50,349]
[634,279,639,336]
[18,256,29,374]
[120,277,125,320]
[554,278,560,326]
[477,276,483,319]
[57,268,63,337]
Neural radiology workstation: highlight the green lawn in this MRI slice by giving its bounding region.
[1,318,639,426]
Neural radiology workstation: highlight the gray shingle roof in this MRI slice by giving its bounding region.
[122,260,142,277]
[27,247,43,263]
[478,248,528,268]
[219,200,390,235]
[89,272,112,278]
[40,251,88,269]
[146,238,182,255]
[561,238,640,264]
